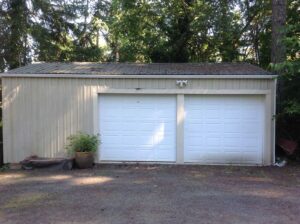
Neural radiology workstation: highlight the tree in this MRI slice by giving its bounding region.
[0,0,296,67]
[0,0,30,70]
[271,0,287,64]
[0,0,10,71]
[274,0,300,141]
[29,0,104,62]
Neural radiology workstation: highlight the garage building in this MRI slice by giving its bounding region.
[1,62,277,165]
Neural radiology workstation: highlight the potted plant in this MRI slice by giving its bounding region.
[65,132,100,169]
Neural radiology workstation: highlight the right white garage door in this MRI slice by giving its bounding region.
[184,95,264,164]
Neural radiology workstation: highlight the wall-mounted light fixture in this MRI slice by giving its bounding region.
[176,80,188,88]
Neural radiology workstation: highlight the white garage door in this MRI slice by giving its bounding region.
[184,95,264,164]
[99,95,176,162]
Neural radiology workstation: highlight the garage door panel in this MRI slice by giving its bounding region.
[186,152,224,163]
[187,110,204,118]
[102,149,150,161]
[205,111,219,119]
[186,123,204,131]
[186,151,260,164]
[139,123,157,131]
[101,122,125,132]
[101,135,121,145]
[99,95,176,162]
[121,135,152,146]
[223,123,247,133]
[204,124,223,132]
[244,138,260,147]
[205,137,222,146]
[156,136,175,145]
[186,137,205,146]
[221,153,244,163]
[184,95,264,164]
[243,152,261,162]
[102,149,173,162]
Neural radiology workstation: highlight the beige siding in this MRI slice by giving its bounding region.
[2,77,276,163]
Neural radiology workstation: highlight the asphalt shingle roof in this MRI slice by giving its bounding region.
[5,62,272,76]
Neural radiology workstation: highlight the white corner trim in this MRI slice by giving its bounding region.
[264,93,272,165]
[92,87,100,163]
[272,79,277,164]
[176,95,185,164]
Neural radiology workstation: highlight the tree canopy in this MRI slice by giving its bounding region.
[0,0,289,68]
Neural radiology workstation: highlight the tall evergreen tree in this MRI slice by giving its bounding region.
[0,0,29,70]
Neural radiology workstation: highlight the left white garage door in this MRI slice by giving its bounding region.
[99,95,176,162]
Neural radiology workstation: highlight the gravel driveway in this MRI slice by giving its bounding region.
[1,164,300,224]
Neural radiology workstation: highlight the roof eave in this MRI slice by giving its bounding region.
[1,73,277,79]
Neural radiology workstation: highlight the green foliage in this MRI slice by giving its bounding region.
[71,46,104,62]
[284,101,300,115]
[271,0,300,140]
[0,163,9,172]
[273,59,300,116]
[30,0,104,62]
[0,0,284,67]
[0,0,30,70]
[91,0,274,64]
[273,0,300,118]
[65,132,100,155]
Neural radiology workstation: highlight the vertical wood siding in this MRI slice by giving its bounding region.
[2,77,275,163]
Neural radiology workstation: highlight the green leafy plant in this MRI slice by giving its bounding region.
[0,164,9,172]
[65,132,100,155]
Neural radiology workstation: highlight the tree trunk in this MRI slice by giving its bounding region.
[271,0,287,64]
[272,0,287,118]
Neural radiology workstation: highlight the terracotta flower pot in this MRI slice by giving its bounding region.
[75,152,94,169]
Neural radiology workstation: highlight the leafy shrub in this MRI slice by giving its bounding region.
[65,132,100,155]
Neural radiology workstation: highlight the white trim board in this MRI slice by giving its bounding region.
[1,73,277,79]
[96,89,271,95]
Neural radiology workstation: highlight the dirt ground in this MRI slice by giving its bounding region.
[1,164,300,224]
